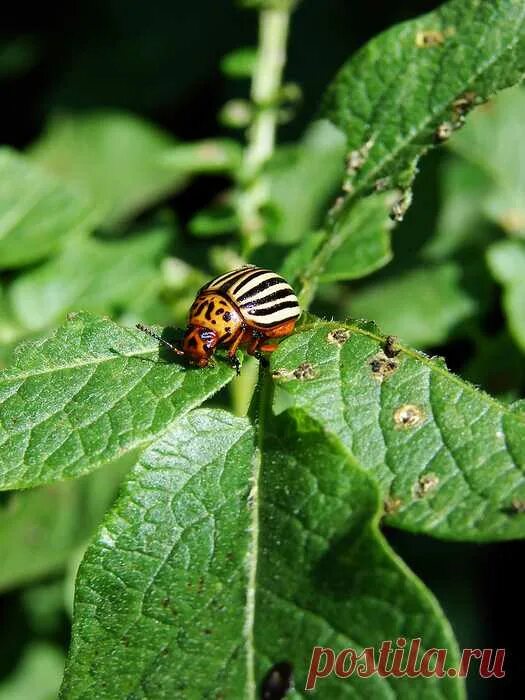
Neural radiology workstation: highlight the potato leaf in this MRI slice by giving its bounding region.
[271,319,525,541]
[0,313,235,489]
[61,408,463,698]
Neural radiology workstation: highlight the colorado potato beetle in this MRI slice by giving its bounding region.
[137,265,300,374]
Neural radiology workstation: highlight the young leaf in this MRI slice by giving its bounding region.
[220,47,257,78]
[189,205,239,237]
[321,0,525,205]
[423,157,493,261]
[0,642,64,700]
[0,454,130,592]
[267,120,346,244]
[0,482,84,591]
[319,193,394,282]
[0,149,95,268]
[448,86,525,236]
[0,313,235,490]
[29,111,187,226]
[161,139,242,174]
[297,0,525,300]
[270,320,525,541]
[9,228,169,332]
[62,408,463,698]
[487,239,525,352]
[348,263,477,347]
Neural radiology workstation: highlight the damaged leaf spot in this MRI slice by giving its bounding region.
[293,362,317,380]
[390,190,413,222]
[342,137,376,193]
[414,473,439,498]
[327,328,352,346]
[272,362,317,382]
[384,497,403,515]
[394,404,425,429]
[328,194,346,218]
[450,90,478,127]
[384,335,400,358]
[510,498,525,514]
[415,26,455,48]
[435,121,454,142]
[415,29,446,47]
[370,352,399,380]
[345,137,375,176]
[374,176,392,192]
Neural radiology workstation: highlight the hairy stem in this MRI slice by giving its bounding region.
[237,7,291,255]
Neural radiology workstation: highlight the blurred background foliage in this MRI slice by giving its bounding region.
[0,1,523,698]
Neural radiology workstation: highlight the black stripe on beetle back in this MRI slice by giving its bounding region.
[231,268,269,295]
[236,276,284,303]
[200,268,244,293]
[249,312,299,327]
[249,300,299,316]
[240,287,294,308]
[219,269,252,293]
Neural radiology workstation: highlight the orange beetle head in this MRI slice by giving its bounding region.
[182,326,219,367]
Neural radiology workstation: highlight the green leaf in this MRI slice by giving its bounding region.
[189,205,238,237]
[29,111,186,226]
[267,120,346,244]
[9,228,169,332]
[270,319,525,541]
[161,139,242,174]
[61,409,255,698]
[62,408,463,698]
[0,285,24,348]
[0,312,236,490]
[448,85,525,235]
[487,239,525,351]
[0,148,95,269]
[319,193,394,282]
[321,0,525,205]
[253,409,462,698]
[0,453,132,592]
[463,332,525,402]
[348,263,477,347]
[0,482,85,591]
[220,47,257,78]
[296,0,525,303]
[0,643,64,700]
[423,157,493,261]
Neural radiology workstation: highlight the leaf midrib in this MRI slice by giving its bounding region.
[0,345,158,384]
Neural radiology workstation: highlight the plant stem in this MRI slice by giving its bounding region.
[237,7,291,255]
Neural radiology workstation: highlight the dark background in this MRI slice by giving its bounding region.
[0,2,521,698]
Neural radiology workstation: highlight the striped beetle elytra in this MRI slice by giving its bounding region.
[137,265,300,374]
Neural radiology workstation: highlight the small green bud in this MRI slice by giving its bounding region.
[219,100,253,129]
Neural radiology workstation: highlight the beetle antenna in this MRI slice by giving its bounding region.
[136,323,184,356]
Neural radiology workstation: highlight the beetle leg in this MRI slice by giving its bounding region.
[229,355,241,375]
[227,329,244,375]
[246,336,260,355]
[257,342,279,353]
[253,351,269,367]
